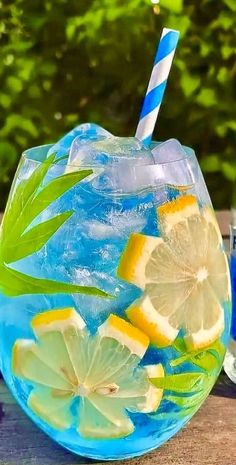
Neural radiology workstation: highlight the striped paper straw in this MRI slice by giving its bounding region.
[135,28,180,146]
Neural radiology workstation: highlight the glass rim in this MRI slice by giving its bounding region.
[21,142,196,169]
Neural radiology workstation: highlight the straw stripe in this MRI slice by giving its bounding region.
[135,28,180,146]
[154,31,180,63]
[136,107,161,145]
[140,82,166,119]
[146,50,176,93]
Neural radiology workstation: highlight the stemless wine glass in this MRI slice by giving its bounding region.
[0,140,231,460]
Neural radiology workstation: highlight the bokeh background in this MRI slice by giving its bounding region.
[0,0,235,211]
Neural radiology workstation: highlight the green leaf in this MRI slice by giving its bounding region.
[221,161,236,182]
[0,264,110,299]
[0,115,39,138]
[173,337,186,353]
[171,339,225,372]
[6,76,23,93]
[24,169,93,231]
[196,89,217,108]
[0,154,107,299]
[180,73,200,97]
[1,154,55,240]
[221,45,235,59]
[3,211,73,264]
[151,372,207,393]
[192,340,225,372]
[200,155,221,173]
[160,0,183,13]
[224,0,236,11]
[166,392,205,409]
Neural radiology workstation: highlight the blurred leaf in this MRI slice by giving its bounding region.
[0,141,17,165]
[180,73,200,97]
[221,162,236,182]
[224,0,236,11]
[200,155,221,173]
[0,93,11,109]
[160,0,183,13]
[221,45,235,59]
[217,67,228,84]
[166,15,191,36]
[196,89,217,107]
[0,115,39,138]
[6,76,23,93]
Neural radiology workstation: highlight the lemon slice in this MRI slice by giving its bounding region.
[98,313,150,358]
[119,196,229,350]
[117,233,163,290]
[78,397,134,439]
[28,387,73,431]
[203,205,223,245]
[126,295,179,347]
[139,364,164,413]
[12,308,163,438]
[158,194,200,235]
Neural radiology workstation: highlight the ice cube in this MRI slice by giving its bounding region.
[47,123,112,160]
[68,135,155,194]
[68,135,153,167]
[84,209,146,240]
[152,139,186,163]
[152,139,196,188]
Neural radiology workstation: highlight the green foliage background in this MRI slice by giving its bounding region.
[0,0,235,210]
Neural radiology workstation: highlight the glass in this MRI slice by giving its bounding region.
[224,222,236,382]
[0,142,231,460]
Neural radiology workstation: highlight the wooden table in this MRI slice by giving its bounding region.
[0,211,235,465]
[0,375,236,465]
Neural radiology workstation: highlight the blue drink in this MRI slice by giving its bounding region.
[0,125,231,459]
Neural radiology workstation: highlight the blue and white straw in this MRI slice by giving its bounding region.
[135,28,180,146]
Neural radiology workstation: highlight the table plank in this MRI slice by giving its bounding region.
[0,377,236,465]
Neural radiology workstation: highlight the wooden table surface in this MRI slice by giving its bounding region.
[1,374,236,465]
[0,211,235,465]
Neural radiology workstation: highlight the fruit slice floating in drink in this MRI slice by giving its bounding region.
[12,308,164,439]
[118,195,230,350]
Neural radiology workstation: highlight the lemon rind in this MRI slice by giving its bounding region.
[98,313,149,358]
[31,307,86,337]
[126,295,179,348]
[118,233,163,290]
[202,206,223,245]
[185,306,225,351]
[139,363,164,413]
[158,194,200,234]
